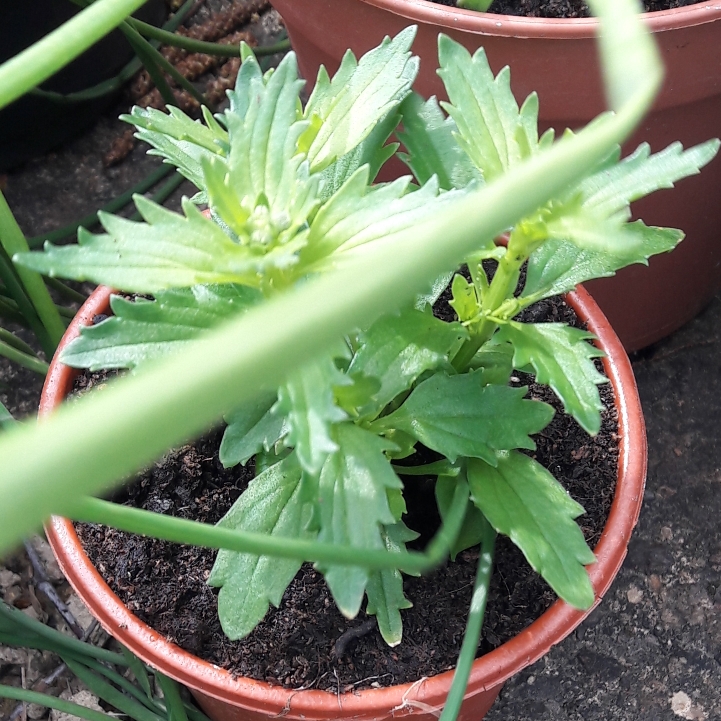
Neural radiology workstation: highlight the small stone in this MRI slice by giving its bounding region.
[50,690,104,721]
[670,691,706,720]
[66,595,95,632]
[527,675,535,685]
[0,646,28,664]
[627,586,644,604]
[649,574,662,592]
[0,568,21,589]
[660,526,673,541]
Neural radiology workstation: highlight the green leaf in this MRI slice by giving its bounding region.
[208,457,313,640]
[497,321,607,435]
[373,372,554,464]
[122,105,228,193]
[398,92,482,190]
[467,342,514,386]
[276,356,348,476]
[467,452,595,609]
[578,139,720,220]
[0,401,14,430]
[348,307,468,417]
[223,52,313,214]
[365,522,417,646]
[60,285,261,371]
[449,272,479,323]
[16,197,296,293]
[316,424,402,617]
[522,222,683,301]
[437,35,540,181]
[316,109,403,199]
[435,474,487,560]
[301,27,418,172]
[219,393,286,468]
[303,171,467,269]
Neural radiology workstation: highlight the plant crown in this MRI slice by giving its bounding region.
[17,27,718,646]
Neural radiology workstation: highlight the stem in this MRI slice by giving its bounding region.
[120,22,209,108]
[128,18,291,58]
[121,26,179,107]
[28,164,173,247]
[0,685,119,721]
[70,480,469,575]
[43,277,88,304]
[0,328,38,358]
[0,193,65,351]
[0,602,128,666]
[0,340,49,375]
[438,520,496,721]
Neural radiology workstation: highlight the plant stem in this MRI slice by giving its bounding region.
[0,685,119,721]
[0,0,150,112]
[121,26,179,107]
[438,520,496,721]
[70,480,469,575]
[128,18,291,57]
[0,328,38,358]
[43,277,88,304]
[0,340,49,375]
[0,192,65,351]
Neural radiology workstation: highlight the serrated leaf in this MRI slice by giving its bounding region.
[497,321,607,435]
[435,475,487,560]
[60,284,260,371]
[302,27,418,172]
[220,393,286,468]
[449,273,479,323]
[365,522,417,646]
[16,197,297,293]
[522,222,683,301]
[316,110,403,200]
[467,452,595,609]
[348,307,468,417]
[208,457,313,639]
[333,371,382,417]
[304,172,468,269]
[579,140,720,220]
[398,92,482,190]
[223,51,313,215]
[372,372,554,464]
[276,356,348,476]
[122,105,228,191]
[316,424,402,617]
[438,35,539,181]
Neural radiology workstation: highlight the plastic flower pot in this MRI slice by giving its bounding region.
[269,0,721,352]
[43,283,647,721]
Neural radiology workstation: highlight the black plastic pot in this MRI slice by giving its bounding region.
[0,0,166,171]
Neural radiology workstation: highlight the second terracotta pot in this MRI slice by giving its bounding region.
[270,0,721,352]
[42,284,646,721]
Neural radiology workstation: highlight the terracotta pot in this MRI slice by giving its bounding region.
[270,0,721,352]
[43,284,646,721]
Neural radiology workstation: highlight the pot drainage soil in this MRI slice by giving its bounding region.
[74,294,618,693]
[429,0,704,17]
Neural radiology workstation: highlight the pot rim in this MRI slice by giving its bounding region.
[43,283,647,718]
[355,0,721,38]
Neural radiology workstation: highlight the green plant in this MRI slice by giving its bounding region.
[457,0,494,11]
[15,5,718,654]
[0,0,711,717]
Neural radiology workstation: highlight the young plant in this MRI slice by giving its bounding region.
[16,21,717,651]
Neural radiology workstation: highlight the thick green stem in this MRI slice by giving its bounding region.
[438,520,496,721]
[70,480,469,574]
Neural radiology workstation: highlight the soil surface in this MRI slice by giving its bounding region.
[74,294,618,692]
[430,0,704,17]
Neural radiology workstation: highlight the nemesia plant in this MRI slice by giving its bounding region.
[16,20,718,657]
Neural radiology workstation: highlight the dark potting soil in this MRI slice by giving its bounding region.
[430,0,703,18]
[74,292,619,693]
